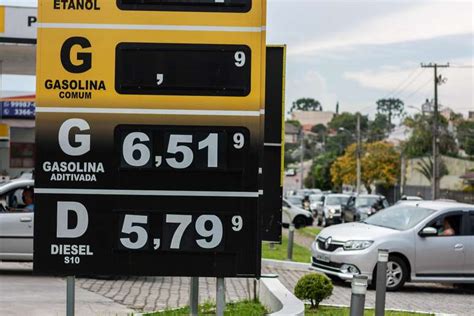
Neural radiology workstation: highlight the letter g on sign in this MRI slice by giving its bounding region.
[61,36,92,73]
[58,119,91,156]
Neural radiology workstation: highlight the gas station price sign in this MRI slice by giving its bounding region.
[34,0,266,277]
[117,0,252,12]
[115,43,251,96]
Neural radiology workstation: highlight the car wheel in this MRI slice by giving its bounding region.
[385,256,408,291]
[322,215,328,227]
[293,216,306,229]
[317,215,322,226]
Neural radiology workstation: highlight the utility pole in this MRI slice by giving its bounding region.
[421,63,449,200]
[356,113,361,195]
[299,129,304,189]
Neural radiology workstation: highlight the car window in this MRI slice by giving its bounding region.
[364,205,436,230]
[469,213,474,235]
[326,196,349,205]
[427,213,464,236]
[0,187,34,213]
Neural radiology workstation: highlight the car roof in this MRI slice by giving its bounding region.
[356,194,383,198]
[326,194,350,197]
[398,200,474,211]
[0,179,34,194]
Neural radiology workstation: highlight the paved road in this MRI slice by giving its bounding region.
[2,262,474,315]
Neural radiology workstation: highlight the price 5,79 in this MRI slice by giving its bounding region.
[118,213,244,252]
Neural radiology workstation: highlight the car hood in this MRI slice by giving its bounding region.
[318,222,397,241]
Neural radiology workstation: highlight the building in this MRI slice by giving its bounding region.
[290,111,335,131]
[0,5,37,177]
[284,122,300,144]
[468,111,474,122]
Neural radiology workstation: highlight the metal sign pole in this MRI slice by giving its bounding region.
[189,277,199,316]
[216,278,226,316]
[66,276,75,316]
[375,249,389,316]
[350,275,368,316]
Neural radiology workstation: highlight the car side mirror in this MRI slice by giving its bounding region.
[419,227,437,237]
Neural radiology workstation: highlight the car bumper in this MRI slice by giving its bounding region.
[310,240,376,282]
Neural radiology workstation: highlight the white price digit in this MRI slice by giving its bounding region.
[166,135,193,169]
[166,214,192,249]
[195,215,223,249]
[234,51,246,67]
[231,216,243,232]
[123,132,151,167]
[233,133,245,149]
[120,215,148,250]
[198,133,218,168]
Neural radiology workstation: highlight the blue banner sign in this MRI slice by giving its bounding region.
[0,101,36,119]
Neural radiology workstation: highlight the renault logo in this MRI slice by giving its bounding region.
[324,237,332,250]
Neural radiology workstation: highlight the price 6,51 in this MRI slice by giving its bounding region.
[122,132,246,169]
[119,214,243,251]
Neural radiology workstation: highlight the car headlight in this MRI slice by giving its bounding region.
[343,240,373,251]
[329,208,336,214]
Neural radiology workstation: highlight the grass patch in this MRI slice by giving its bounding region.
[142,300,267,316]
[305,305,433,316]
[262,234,312,263]
[298,226,321,239]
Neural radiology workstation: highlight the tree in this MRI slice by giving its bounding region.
[290,98,322,112]
[376,98,405,129]
[330,141,400,193]
[327,112,368,133]
[310,124,327,143]
[457,120,474,156]
[415,157,448,183]
[367,113,390,142]
[402,113,458,158]
[305,152,336,190]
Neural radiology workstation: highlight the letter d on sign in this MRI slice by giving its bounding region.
[57,201,89,238]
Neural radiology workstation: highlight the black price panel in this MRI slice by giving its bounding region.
[115,43,251,96]
[116,125,249,171]
[117,0,252,12]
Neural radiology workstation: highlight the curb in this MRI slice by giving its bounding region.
[320,304,456,316]
[262,258,311,271]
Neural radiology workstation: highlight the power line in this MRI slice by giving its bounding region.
[382,67,422,99]
[391,68,427,99]
[401,77,432,101]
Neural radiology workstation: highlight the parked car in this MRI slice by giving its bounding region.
[311,200,474,291]
[286,195,305,209]
[0,179,35,261]
[342,194,389,222]
[395,195,423,204]
[316,194,350,227]
[282,198,313,229]
[285,168,297,176]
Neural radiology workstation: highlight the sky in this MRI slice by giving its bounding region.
[1,0,473,118]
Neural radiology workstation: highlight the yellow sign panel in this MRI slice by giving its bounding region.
[0,6,4,33]
[0,123,9,139]
[39,1,263,27]
[36,28,264,111]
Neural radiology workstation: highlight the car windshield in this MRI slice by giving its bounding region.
[356,197,378,207]
[309,194,322,202]
[326,196,349,205]
[363,205,436,230]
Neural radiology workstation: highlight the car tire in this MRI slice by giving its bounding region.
[293,216,306,229]
[317,215,322,226]
[373,255,408,291]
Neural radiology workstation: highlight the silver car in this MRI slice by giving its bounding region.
[316,194,350,227]
[311,201,474,291]
[0,179,35,261]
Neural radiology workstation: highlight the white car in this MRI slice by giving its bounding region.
[311,201,474,291]
[316,194,351,227]
[0,179,35,261]
[282,198,314,229]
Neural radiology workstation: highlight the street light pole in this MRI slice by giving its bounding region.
[356,113,361,195]
[421,63,449,200]
[299,129,304,189]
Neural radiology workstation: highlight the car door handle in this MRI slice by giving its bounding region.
[454,244,464,251]
[20,217,32,222]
